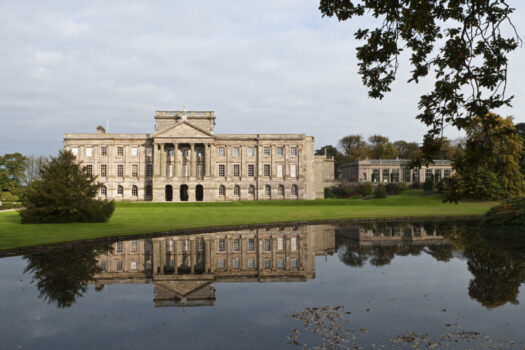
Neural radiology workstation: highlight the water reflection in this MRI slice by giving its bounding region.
[20,220,525,309]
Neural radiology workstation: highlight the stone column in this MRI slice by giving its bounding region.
[161,144,166,178]
[173,143,178,178]
[154,143,161,177]
[210,144,216,177]
[190,143,196,178]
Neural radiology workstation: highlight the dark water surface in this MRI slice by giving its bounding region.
[1,220,524,349]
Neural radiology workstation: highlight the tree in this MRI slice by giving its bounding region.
[393,140,420,159]
[0,153,28,196]
[443,114,524,201]
[517,123,525,176]
[315,145,346,177]
[23,155,49,187]
[338,135,368,161]
[20,150,115,223]
[367,135,398,159]
[319,1,521,161]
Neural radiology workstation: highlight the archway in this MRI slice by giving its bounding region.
[180,184,188,201]
[165,185,173,202]
[196,184,203,201]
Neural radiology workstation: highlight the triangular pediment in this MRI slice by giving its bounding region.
[155,121,213,138]
[154,281,210,298]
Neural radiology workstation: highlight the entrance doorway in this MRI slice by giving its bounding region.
[165,185,173,202]
[196,185,203,201]
[180,184,188,201]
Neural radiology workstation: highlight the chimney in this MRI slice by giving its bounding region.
[96,125,106,134]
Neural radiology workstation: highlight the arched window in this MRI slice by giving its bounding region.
[219,185,226,196]
[278,185,284,196]
[100,186,107,196]
[132,185,138,196]
[264,185,271,196]
[248,185,255,195]
[145,185,152,196]
[234,185,240,196]
[291,185,298,196]
[117,185,124,197]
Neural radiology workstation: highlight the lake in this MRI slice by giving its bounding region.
[1,220,524,349]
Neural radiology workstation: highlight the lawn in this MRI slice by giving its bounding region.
[0,191,495,251]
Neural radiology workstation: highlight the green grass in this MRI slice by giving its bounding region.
[0,191,495,251]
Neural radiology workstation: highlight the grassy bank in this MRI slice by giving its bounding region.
[0,191,495,251]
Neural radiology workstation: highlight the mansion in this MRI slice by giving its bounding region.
[64,110,334,202]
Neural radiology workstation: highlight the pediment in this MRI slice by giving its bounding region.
[155,121,213,138]
[155,281,211,298]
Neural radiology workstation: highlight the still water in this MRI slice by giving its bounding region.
[1,220,524,349]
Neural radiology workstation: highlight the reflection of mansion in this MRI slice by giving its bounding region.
[339,159,453,183]
[92,225,336,307]
[64,110,334,202]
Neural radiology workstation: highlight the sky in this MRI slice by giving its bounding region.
[1,0,524,156]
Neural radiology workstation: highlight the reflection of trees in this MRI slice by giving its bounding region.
[338,244,370,267]
[369,246,398,266]
[23,242,112,308]
[425,244,454,262]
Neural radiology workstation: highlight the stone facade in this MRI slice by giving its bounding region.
[64,110,334,202]
[339,159,453,183]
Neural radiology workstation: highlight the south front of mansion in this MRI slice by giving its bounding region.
[64,110,334,202]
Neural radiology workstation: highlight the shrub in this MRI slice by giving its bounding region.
[481,196,525,228]
[357,183,373,197]
[423,179,434,192]
[324,187,336,199]
[385,183,401,195]
[397,182,409,192]
[374,184,387,199]
[0,191,19,202]
[410,182,421,190]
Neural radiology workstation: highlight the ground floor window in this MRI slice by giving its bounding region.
[132,186,138,196]
[372,169,380,182]
[382,169,389,182]
[278,185,284,196]
[145,185,152,196]
[248,185,255,196]
[264,185,271,196]
[100,186,107,196]
[291,185,298,196]
[219,185,226,196]
[234,185,240,196]
[117,185,123,197]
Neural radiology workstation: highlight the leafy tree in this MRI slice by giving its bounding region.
[315,145,346,176]
[367,135,398,159]
[319,0,521,161]
[0,153,28,196]
[20,150,115,223]
[374,184,387,198]
[517,123,525,176]
[393,140,420,160]
[23,155,49,187]
[338,135,368,161]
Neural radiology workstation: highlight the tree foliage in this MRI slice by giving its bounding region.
[338,135,369,161]
[517,122,525,176]
[319,0,521,161]
[315,145,346,176]
[20,150,115,223]
[0,152,28,196]
[368,135,398,159]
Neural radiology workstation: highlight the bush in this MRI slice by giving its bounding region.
[385,183,401,195]
[0,191,19,202]
[374,184,387,199]
[481,196,525,228]
[423,179,434,192]
[410,182,421,190]
[324,187,336,199]
[397,183,409,192]
[357,183,373,197]
[20,150,115,223]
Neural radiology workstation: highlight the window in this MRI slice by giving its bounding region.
[145,185,152,196]
[182,240,189,252]
[101,146,107,156]
[248,185,255,196]
[434,169,442,182]
[85,147,93,157]
[131,147,138,156]
[219,164,225,177]
[291,237,297,251]
[167,148,173,156]
[117,164,124,177]
[132,186,138,197]
[100,261,107,271]
[132,164,138,177]
[116,241,123,253]
[391,169,400,182]
[116,260,123,270]
[403,168,411,182]
[218,238,226,251]
[264,259,271,269]
[101,186,107,196]
[278,185,284,196]
[146,164,153,177]
[277,237,284,251]
[425,168,433,182]
[248,164,255,177]
[290,147,297,156]
[444,169,452,177]
[182,164,189,177]
[218,147,225,156]
[182,147,189,158]
[233,258,240,269]
[290,164,297,178]
[264,164,271,177]
[277,164,283,178]
[233,164,240,177]
[130,261,137,270]
[167,163,173,177]
[100,164,107,177]
[219,185,226,196]
[382,169,389,182]
[117,147,124,156]
[234,185,240,196]
[146,147,153,157]
[131,240,137,252]
[248,238,255,251]
[196,239,204,252]
[264,185,271,196]
[277,147,283,156]
[218,259,225,269]
[248,147,254,156]
[372,169,380,182]
[412,169,420,183]
[248,258,255,269]
[291,258,298,268]
[291,185,298,196]
[86,165,93,175]
[72,147,78,156]
[117,185,123,197]
[277,259,284,269]
[233,147,240,157]
[233,238,240,251]
[264,238,271,251]
[264,147,270,156]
